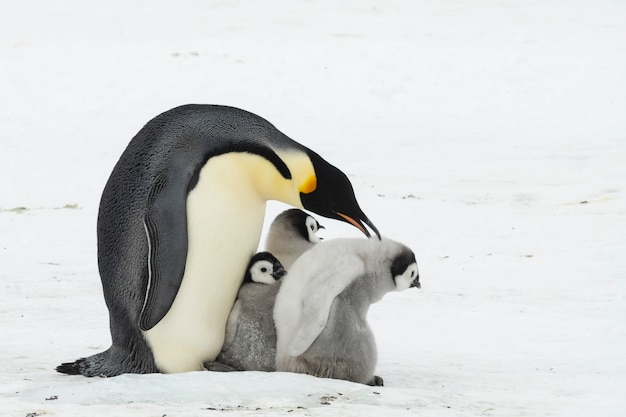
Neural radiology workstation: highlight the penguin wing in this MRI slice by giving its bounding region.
[139,169,193,331]
[287,255,365,356]
[221,299,242,352]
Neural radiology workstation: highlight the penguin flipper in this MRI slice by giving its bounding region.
[139,171,191,331]
[221,299,242,351]
[287,255,365,356]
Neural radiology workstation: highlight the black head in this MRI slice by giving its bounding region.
[277,208,325,242]
[299,151,380,239]
[243,252,287,284]
[391,248,420,289]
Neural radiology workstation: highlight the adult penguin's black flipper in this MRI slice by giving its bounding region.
[139,170,191,331]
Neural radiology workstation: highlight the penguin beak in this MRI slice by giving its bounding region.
[273,265,287,280]
[299,150,381,240]
[317,222,325,241]
[336,212,381,240]
[410,276,421,289]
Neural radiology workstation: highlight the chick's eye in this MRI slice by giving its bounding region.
[410,270,415,278]
[260,267,267,273]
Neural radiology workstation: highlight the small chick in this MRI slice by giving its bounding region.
[265,209,324,269]
[205,252,285,372]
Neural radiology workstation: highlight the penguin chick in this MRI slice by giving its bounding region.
[242,252,286,285]
[205,252,285,372]
[265,208,325,270]
[273,237,419,386]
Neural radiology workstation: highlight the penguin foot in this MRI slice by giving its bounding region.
[56,346,158,377]
[367,375,384,386]
[203,361,239,372]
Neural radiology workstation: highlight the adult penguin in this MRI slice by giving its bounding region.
[57,104,380,377]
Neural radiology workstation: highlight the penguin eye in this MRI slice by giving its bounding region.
[410,270,415,278]
[260,267,268,273]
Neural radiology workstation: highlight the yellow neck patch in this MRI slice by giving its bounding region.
[299,174,317,194]
[269,150,316,206]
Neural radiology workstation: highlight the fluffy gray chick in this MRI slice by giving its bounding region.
[265,209,324,269]
[205,252,285,372]
[273,237,419,386]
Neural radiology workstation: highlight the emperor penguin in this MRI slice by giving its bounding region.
[273,237,419,386]
[205,252,285,372]
[56,104,380,377]
[265,208,324,269]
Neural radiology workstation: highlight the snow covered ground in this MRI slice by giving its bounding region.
[1,0,625,415]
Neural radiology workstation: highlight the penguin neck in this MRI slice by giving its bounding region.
[269,150,316,207]
[206,151,312,209]
[189,152,269,247]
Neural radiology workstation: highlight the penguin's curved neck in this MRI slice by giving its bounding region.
[202,151,314,207]
[267,150,316,206]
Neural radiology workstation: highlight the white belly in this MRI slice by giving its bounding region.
[143,155,267,373]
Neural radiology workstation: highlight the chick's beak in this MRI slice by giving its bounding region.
[410,276,421,289]
[273,265,287,280]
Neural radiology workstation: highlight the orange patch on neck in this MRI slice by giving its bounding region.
[299,174,317,194]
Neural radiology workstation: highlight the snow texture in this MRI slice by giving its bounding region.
[1,0,625,416]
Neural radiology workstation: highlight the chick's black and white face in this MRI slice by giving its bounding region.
[249,260,283,285]
[305,216,323,243]
[390,248,420,291]
[393,262,419,290]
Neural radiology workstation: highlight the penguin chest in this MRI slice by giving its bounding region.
[143,156,266,373]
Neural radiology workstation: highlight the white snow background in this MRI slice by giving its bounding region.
[1,1,625,416]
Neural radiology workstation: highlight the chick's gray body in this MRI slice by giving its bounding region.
[213,282,281,371]
[206,252,284,372]
[282,279,379,384]
[274,238,419,386]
